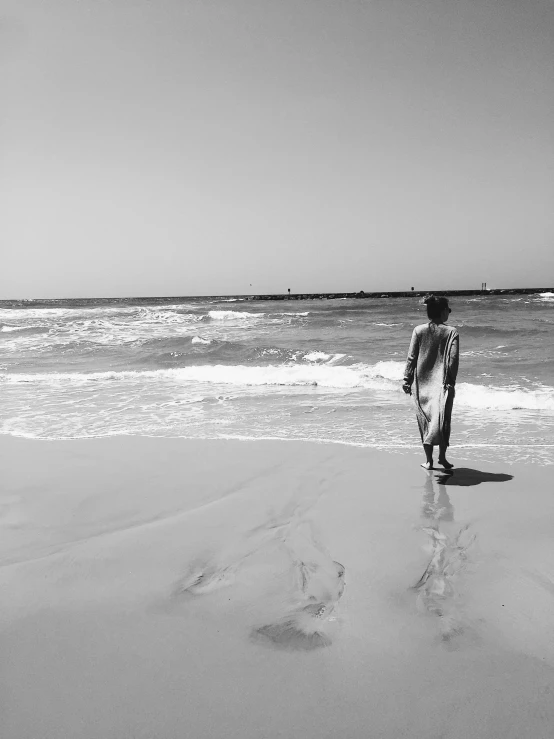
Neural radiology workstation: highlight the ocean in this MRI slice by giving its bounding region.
[2,293,554,465]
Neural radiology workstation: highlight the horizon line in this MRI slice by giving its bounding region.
[1,285,553,304]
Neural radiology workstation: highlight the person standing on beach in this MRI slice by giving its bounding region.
[402,295,459,470]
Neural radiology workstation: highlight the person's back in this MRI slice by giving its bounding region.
[413,322,458,389]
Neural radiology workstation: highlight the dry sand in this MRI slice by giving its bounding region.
[1,436,553,738]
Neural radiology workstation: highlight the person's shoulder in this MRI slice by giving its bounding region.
[447,325,459,337]
[413,323,428,334]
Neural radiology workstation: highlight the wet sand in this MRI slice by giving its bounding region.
[1,436,553,738]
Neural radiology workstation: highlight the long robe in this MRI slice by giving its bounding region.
[403,323,459,447]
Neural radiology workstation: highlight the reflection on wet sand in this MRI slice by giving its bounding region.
[414,470,475,642]
[172,462,514,651]
[421,473,454,521]
[414,465,513,642]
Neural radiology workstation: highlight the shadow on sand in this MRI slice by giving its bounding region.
[433,468,513,487]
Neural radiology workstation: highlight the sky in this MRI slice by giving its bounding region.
[1,0,553,298]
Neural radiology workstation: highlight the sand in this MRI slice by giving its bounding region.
[1,436,553,738]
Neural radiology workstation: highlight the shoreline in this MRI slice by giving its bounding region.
[2,430,553,459]
[2,435,554,738]
[3,429,553,475]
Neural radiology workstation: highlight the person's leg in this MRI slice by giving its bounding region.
[439,386,455,469]
[421,443,434,469]
[438,442,454,469]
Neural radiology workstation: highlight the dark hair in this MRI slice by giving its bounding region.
[423,294,450,320]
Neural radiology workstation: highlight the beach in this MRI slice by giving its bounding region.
[2,435,554,738]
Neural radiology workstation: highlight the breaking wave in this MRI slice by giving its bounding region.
[458,324,546,337]
[191,336,212,345]
[0,361,400,390]
[3,362,554,410]
[207,310,265,321]
[1,324,48,335]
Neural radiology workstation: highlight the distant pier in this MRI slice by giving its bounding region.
[246,287,553,302]
[1,287,552,310]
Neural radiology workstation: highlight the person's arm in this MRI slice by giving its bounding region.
[446,331,459,387]
[403,328,419,394]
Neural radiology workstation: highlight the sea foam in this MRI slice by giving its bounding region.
[3,363,554,410]
[191,336,212,345]
[208,310,264,321]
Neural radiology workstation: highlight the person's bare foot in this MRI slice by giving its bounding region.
[420,461,433,470]
[438,458,454,470]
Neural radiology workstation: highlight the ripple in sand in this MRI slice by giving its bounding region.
[173,561,236,597]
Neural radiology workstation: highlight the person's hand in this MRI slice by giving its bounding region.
[402,383,412,395]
